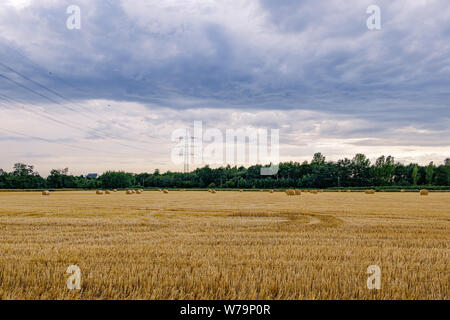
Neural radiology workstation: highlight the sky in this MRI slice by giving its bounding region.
[0,0,449,176]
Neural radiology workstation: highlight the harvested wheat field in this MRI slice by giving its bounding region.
[0,191,448,300]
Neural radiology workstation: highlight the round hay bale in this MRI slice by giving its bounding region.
[113,189,117,192]
[239,189,243,192]
[105,190,111,194]
[126,190,133,195]
[310,190,318,194]
[420,189,429,196]
[136,190,142,194]
[285,189,295,196]
[400,189,406,193]
[42,190,50,196]
[365,189,375,194]
[294,189,301,195]
[163,189,169,194]
[337,189,342,193]
[96,190,104,195]
[269,189,274,193]
[346,190,351,193]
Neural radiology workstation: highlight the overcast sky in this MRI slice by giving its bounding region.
[0,0,449,176]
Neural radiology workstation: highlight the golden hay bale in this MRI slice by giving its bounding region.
[42,190,50,196]
[294,189,301,195]
[126,190,133,195]
[364,189,376,194]
[346,190,351,193]
[105,190,111,194]
[400,189,406,193]
[163,189,169,194]
[310,190,318,194]
[337,189,342,192]
[211,190,216,194]
[269,190,274,193]
[420,189,429,196]
[179,189,185,192]
[136,190,142,194]
[239,189,243,192]
[96,190,104,195]
[285,189,295,196]
[113,189,117,192]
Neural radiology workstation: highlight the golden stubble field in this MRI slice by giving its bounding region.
[0,190,448,300]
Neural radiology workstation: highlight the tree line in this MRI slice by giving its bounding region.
[0,153,449,190]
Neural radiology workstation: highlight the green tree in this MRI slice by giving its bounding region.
[47,168,69,188]
[9,163,45,189]
[425,162,435,185]
[351,154,371,187]
[411,165,419,185]
[374,155,396,185]
[12,163,35,176]
[434,165,449,186]
[99,171,133,189]
[311,152,326,166]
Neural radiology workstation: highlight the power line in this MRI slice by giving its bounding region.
[0,73,79,112]
[0,72,168,146]
[0,97,170,161]
[0,47,174,156]
[0,81,167,152]
[0,91,137,149]
[1,60,165,144]
[0,48,167,143]
[0,61,105,118]
[0,92,92,132]
[0,127,130,156]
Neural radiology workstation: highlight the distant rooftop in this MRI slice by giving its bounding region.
[86,173,98,179]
